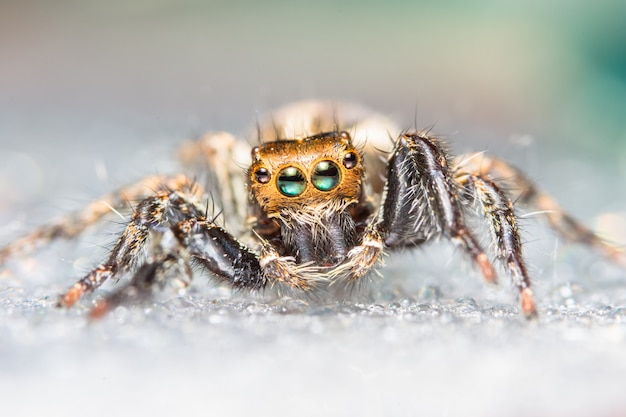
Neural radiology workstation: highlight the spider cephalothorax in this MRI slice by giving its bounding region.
[247,131,366,265]
[0,101,623,318]
[248,131,364,215]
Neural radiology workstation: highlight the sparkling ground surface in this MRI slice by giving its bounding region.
[1,190,626,417]
[2,274,626,417]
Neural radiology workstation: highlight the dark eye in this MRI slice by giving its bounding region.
[277,166,306,197]
[312,160,340,191]
[343,152,358,169]
[254,167,271,184]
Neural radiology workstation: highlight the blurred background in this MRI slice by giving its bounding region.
[1,1,626,417]
[1,0,626,234]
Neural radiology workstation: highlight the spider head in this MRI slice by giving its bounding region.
[248,131,364,218]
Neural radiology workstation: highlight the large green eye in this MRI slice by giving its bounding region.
[277,166,306,197]
[312,160,340,191]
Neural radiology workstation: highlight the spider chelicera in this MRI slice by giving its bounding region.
[1,101,623,318]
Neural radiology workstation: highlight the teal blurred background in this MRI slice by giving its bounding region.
[2,0,626,148]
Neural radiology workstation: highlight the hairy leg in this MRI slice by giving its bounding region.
[88,227,194,318]
[60,192,326,311]
[338,133,496,285]
[377,133,496,281]
[0,174,199,265]
[456,173,536,317]
[458,153,625,267]
[343,134,539,316]
[177,132,250,235]
[58,189,192,307]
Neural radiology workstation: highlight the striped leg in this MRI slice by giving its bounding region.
[338,133,498,285]
[456,173,536,317]
[58,190,187,307]
[377,133,496,282]
[0,174,200,265]
[458,153,625,267]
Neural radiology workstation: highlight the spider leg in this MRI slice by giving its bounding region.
[58,192,180,307]
[177,132,249,234]
[458,153,625,267]
[174,218,326,291]
[377,133,496,281]
[0,174,200,266]
[89,227,194,318]
[61,189,324,310]
[338,133,496,284]
[455,173,536,317]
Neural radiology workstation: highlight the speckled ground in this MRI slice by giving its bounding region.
[1,223,626,417]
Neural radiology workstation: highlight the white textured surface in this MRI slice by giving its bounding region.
[1,209,626,417]
[2,289,626,417]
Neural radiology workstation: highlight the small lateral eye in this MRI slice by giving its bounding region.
[254,167,271,184]
[277,166,306,197]
[312,160,340,191]
[343,152,358,169]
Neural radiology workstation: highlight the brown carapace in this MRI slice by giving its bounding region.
[248,132,364,218]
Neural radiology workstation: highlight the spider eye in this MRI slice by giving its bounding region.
[254,168,271,184]
[277,166,306,197]
[343,152,358,169]
[312,160,340,191]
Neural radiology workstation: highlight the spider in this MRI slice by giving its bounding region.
[0,101,623,318]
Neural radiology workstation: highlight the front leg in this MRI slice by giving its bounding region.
[62,195,324,313]
[174,219,327,292]
[339,133,496,284]
[377,133,496,281]
[87,220,321,317]
[172,218,266,290]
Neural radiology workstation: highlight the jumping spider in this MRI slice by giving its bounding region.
[1,101,623,318]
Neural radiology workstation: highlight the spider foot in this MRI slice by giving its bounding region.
[344,227,384,281]
[57,282,89,308]
[521,288,537,318]
[57,265,113,308]
[260,245,327,290]
[88,286,148,319]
